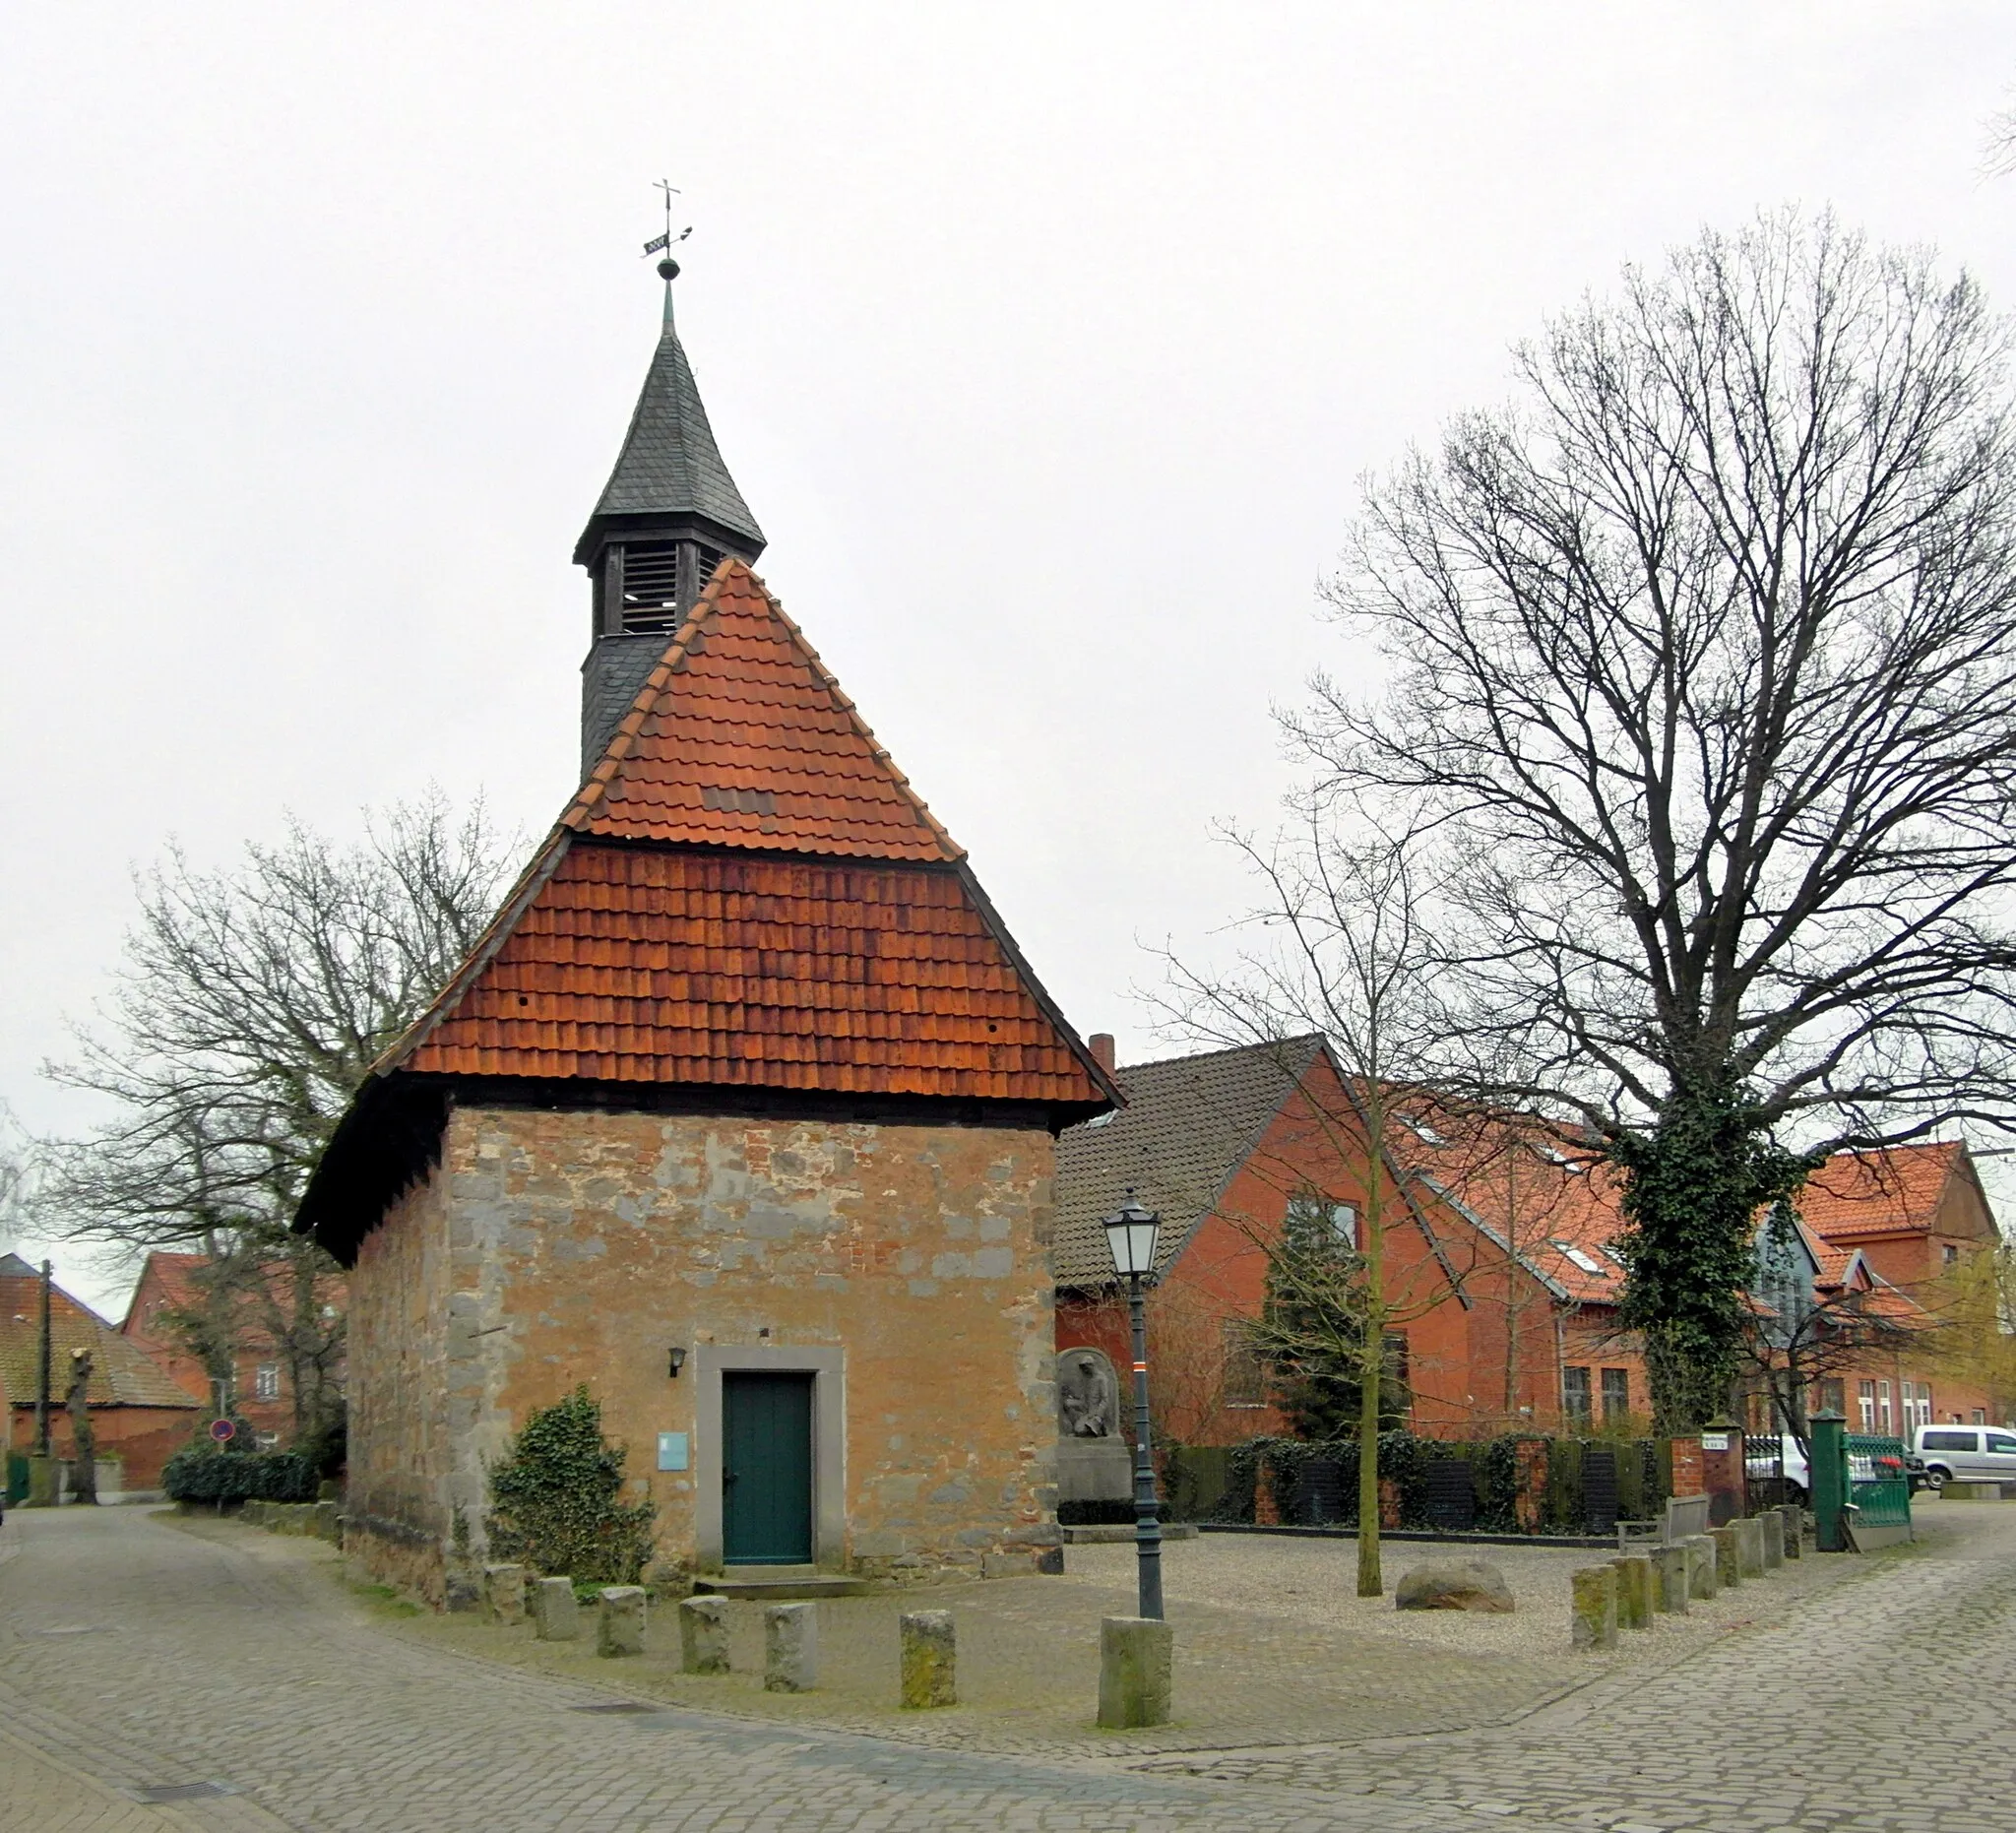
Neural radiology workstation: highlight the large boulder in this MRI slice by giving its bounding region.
[1394,1558,1515,1613]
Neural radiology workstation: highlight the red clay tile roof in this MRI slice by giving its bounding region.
[117,1250,208,1334]
[296,559,1114,1258]
[0,1258,202,1411]
[565,561,963,862]
[401,843,1103,1099]
[345,558,1109,1106]
[1796,1143,1964,1243]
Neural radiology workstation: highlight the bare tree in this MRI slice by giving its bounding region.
[1741,1202,1925,1450]
[1922,1235,2016,1415]
[35,791,512,1447]
[64,1348,96,1504]
[1301,210,2016,1430]
[1150,811,1457,1595]
[0,1100,35,1252]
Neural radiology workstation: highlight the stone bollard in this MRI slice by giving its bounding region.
[1710,1525,1743,1589]
[1652,1544,1689,1615]
[1758,1509,1785,1570]
[1684,1535,1718,1602]
[1608,1553,1652,1629]
[1098,1616,1173,1728]
[679,1596,730,1675]
[243,1501,265,1527]
[482,1562,527,1627]
[1733,1516,1766,1579]
[899,1610,956,1709]
[1778,1504,1803,1560]
[314,1500,341,1544]
[444,1560,482,1613]
[533,1576,581,1641]
[1570,1565,1617,1650]
[598,1587,646,1657]
[764,1603,818,1693]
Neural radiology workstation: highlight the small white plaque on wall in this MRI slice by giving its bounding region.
[657,1432,690,1472]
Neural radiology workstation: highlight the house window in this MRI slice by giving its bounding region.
[1858,1379,1876,1431]
[1330,1204,1357,1249]
[1943,1244,1959,1267]
[1818,1378,1846,1417]
[1601,1367,1630,1422]
[253,1363,281,1402]
[1222,1322,1267,1408]
[1973,1408,1987,1425]
[1563,1365,1593,1424]
[1876,1378,1893,1435]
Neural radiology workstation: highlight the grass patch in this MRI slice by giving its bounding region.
[349,1580,422,1618]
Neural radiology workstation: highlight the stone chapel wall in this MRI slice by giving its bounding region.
[346,1103,1062,1596]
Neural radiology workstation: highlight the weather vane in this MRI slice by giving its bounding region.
[643,179,694,271]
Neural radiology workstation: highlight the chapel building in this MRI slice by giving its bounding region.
[296,260,1116,1600]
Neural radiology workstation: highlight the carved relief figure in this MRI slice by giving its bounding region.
[1058,1350,1116,1437]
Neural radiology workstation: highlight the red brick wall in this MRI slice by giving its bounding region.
[1059,1055,1588,1443]
[7,1405,202,1489]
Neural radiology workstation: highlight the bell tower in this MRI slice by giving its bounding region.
[574,252,766,775]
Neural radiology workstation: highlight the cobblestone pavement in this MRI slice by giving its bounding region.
[2,1503,2011,1832]
[1139,1504,2016,1833]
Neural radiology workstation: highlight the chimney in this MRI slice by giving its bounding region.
[1089,1033,1116,1077]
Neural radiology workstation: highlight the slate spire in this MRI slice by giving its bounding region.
[575,256,768,777]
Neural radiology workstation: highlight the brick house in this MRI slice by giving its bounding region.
[2,1253,202,1490]
[118,1250,346,1447]
[1772,1144,2004,1431]
[1053,1037,1636,1444]
[1054,1038,2003,1445]
[293,264,1115,1600]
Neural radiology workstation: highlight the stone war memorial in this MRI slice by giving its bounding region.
[293,255,1119,1602]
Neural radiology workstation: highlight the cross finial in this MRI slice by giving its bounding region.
[642,179,693,280]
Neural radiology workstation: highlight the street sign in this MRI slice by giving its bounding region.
[209,1419,235,1443]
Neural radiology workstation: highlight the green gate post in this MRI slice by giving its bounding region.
[1810,1411,1849,1552]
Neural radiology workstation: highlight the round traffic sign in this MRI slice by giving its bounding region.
[209,1418,235,1443]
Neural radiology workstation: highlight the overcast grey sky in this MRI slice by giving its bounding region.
[6,4,2016,1307]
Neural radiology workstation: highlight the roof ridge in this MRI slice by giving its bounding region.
[562,567,725,830]
[356,823,578,1082]
[758,582,964,861]
[1113,1033,1329,1077]
[562,556,965,862]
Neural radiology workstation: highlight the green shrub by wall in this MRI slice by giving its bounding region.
[1204,1432,1668,1534]
[162,1446,319,1504]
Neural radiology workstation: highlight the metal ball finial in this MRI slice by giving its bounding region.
[657,257,680,282]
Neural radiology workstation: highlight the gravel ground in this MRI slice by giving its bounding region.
[1054,1528,1846,1665]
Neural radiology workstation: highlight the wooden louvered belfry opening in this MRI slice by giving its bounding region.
[599,537,727,637]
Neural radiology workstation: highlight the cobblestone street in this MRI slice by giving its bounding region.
[2,1503,2011,1832]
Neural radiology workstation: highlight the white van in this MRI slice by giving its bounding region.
[1912,1424,2016,1487]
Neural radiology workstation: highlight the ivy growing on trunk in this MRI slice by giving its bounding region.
[1607,1076,1819,1433]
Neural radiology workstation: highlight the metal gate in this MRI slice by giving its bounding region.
[1844,1433,1913,1534]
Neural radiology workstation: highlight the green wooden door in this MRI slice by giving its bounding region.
[723,1371,815,1565]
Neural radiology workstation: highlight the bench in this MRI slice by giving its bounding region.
[1617,1491,1711,1552]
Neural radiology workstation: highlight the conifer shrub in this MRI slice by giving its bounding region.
[484,1386,656,1583]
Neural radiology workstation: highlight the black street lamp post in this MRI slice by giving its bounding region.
[1101,1191,1165,1621]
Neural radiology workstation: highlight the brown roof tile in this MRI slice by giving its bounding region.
[0,1259,202,1412]
[399,844,1106,1100]
[1796,1143,1964,1242]
[566,560,963,861]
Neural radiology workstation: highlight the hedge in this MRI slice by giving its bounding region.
[162,1445,320,1504]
